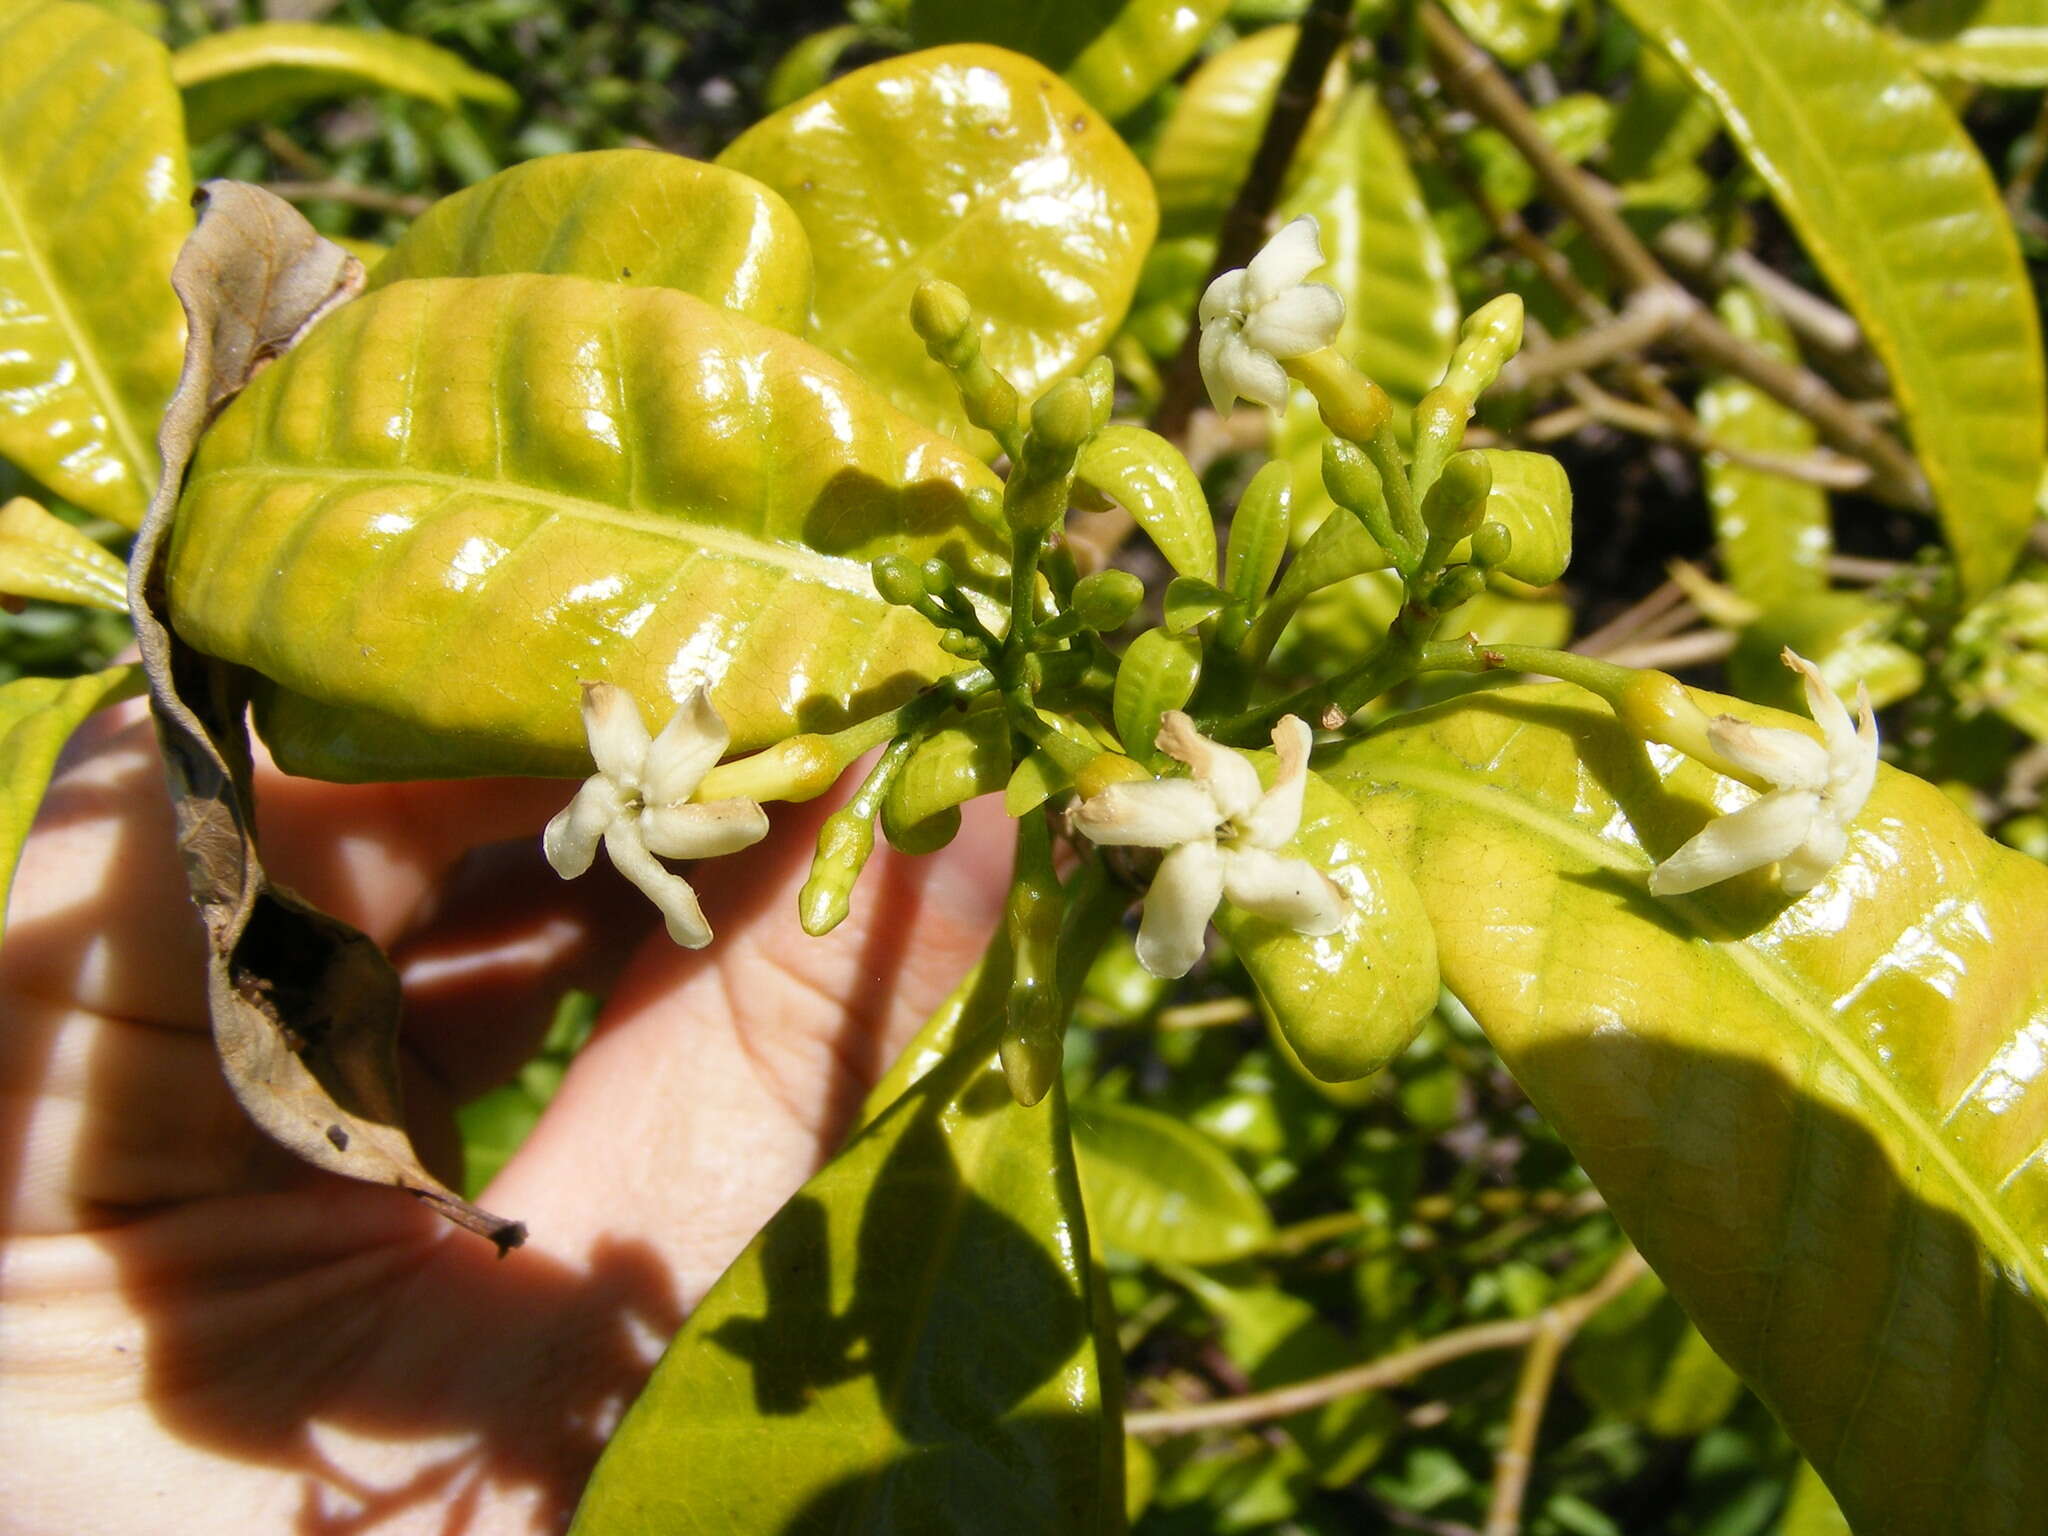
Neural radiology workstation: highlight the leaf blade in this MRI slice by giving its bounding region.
[1613,0,2046,595]
[0,0,191,526]
[721,44,1156,450]
[167,272,1008,779]
[1327,684,2048,1534]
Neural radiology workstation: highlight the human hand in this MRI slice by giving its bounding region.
[0,701,1009,1533]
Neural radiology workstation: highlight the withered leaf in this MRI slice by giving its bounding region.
[131,182,524,1252]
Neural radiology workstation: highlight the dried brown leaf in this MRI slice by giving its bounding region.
[130,181,523,1251]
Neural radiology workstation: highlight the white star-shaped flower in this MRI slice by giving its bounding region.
[544,683,770,948]
[1070,712,1344,979]
[1649,648,1878,897]
[1198,215,1346,413]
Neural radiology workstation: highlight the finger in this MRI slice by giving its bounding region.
[475,793,1013,1308]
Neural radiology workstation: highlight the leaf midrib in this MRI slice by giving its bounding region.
[1360,755,2048,1304]
[0,33,153,487]
[186,463,887,598]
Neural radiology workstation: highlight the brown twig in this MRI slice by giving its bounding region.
[1480,1250,1652,1534]
[1595,628,1737,672]
[261,180,432,218]
[1152,0,1353,441]
[1126,1246,1650,1437]
[1648,214,1864,359]
[1418,4,1930,512]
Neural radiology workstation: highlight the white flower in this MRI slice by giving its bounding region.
[1649,649,1878,897]
[1070,712,1344,978]
[1197,215,1345,414]
[544,683,770,947]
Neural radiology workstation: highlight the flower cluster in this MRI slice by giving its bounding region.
[1070,712,1343,978]
[1198,216,1345,413]
[1649,648,1878,896]
[544,683,769,947]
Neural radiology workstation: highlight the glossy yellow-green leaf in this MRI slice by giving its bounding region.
[720,46,1156,452]
[569,989,1118,1534]
[167,273,1007,781]
[1076,424,1217,581]
[171,22,515,140]
[1225,460,1291,607]
[1615,0,2046,596]
[1466,449,1571,586]
[364,150,814,333]
[1328,683,2048,1535]
[1279,87,1460,416]
[1222,765,1438,1083]
[0,664,141,942]
[1112,626,1200,766]
[887,705,1010,833]
[1070,1097,1273,1263]
[1148,25,1341,236]
[1441,0,1570,66]
[0,496,128,611]
[1004,709,1107,816]
[1163,575,1230,635]
[1698,287,1829,607]
[906,0,1231,119]
[0,0,190,527]
[1892,0,2048,85]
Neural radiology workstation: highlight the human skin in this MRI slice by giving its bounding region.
[0,700,1010,1533]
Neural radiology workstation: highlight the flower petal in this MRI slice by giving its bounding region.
[641,686,730,806]
[1224,338,1291,411]
[1069,777,1220,848]
[1830,684,1879,820]
[1245,215,1324,306]
[1243,282,1343,358]
[1240,714,1312,849]
[1779,813,1849,895]
[1157,711,1262,822]
[1648,787,1819,896]
[1785,646,1858,760]
[542,775,617,878]
[1221,845,1344,936]
[1705,715,1829,792]
[641,797,770,861]
[1199,268,1250,325]
[604,822,713,948]
[1199,315,1242,413]
[580,681,649,788]
[1136,840,1226,979]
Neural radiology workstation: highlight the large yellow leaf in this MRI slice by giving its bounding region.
[0,0,190,526]
[167,273,1008,780]
[1326,684,2048,1534]
[363,149,815,334]
[719,45,1155,452]
[1614,0,2046,596]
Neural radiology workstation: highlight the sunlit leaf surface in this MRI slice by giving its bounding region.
[167,273,1007,780]
[1615,0,2046,595]
[0,0,190,526]
[721,45,1155,452]
[365,149,814,333]
[1328,683,2048,1535]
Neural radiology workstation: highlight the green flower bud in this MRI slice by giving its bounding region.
[1321,438,1383,515]
[799,809,876,936]
[1072,568,1144,632]
[1421,448,1493,557]
[1469,520,1514,570]
[911,279,976,364]
[920,557,958,596]
[1030,377,1096,460]
[881,800,961,856]
[1427,564,1486,611]
[871,554,925,608]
